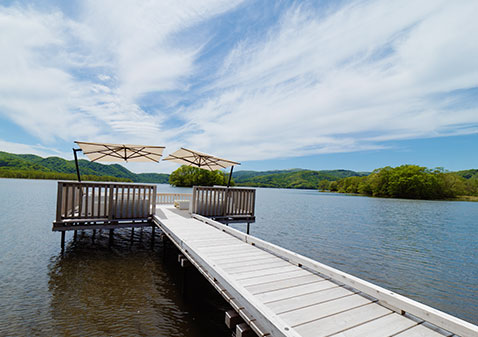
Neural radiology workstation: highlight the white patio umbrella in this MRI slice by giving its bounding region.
[162,147,240,187]
[73,141,165,182]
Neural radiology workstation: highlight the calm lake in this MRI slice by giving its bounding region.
[0,178,477,336]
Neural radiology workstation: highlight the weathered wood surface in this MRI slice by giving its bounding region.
[190,186,255,218]
[156,192,192,205]
[153,205,477,337]
[53,181,156,229]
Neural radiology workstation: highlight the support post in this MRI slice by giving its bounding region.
[72,148,82,182]
[225,310,242,329]
[74,230,77,240]
[109,229,114,246]
[236,323,254,337]
[151,225,156,248]
[61,231,65,252]
[227,166,234,188]
[247,222,250,235]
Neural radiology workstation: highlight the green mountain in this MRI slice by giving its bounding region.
[0,151,169,183]
[232,168,369,189]
[455,169,478,180]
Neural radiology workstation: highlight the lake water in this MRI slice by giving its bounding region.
[0,179,477,336]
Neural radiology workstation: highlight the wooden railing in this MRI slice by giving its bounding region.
[191,186,255,218]
[55,181,157,223]
[156,193,192,205]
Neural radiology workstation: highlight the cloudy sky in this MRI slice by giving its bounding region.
[1,0,477,173]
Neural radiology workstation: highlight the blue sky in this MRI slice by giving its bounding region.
[1,0,477,173]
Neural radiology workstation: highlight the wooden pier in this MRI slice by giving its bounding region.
[153,205,478,337]
[53,182,478,337]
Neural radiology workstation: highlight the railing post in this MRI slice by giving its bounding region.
[152,185,157,215]
[56,182,63,222]
[222,188,228,216]
[108,184,115,221]
[191,186,197,214]
[251,189,255,216]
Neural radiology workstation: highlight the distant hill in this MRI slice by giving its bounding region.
[0,151,169,183]
[455,169,478,180]
[232,169,369,189]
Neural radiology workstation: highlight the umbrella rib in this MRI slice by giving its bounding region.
[125,146,146,160]
[103,145,127,160]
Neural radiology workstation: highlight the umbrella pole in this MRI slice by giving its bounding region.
[73,148,82,182]
[227,166,234,188]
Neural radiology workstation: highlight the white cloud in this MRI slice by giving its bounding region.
[0,1,244,149]
[1,0,478,169]
[0,139,70,158]
[175,0,478,161]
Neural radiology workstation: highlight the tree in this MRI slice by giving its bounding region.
[318,179,331,191]
[169,165,232,187]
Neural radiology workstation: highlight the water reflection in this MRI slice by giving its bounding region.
[47,229,230,337]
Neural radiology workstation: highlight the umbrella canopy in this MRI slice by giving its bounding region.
[75,141,165,163]
[163,148,239,171]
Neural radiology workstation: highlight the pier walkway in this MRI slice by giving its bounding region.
[154,205,477,337]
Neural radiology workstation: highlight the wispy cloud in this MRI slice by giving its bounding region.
[1,0,477,167]
[178,0,478,160]
[0,1,244,148]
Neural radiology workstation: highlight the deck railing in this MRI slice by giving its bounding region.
[191,186,255,218]
[156,193,193,205]
[55,181,157,223]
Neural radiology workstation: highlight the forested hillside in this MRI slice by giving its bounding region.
[0,151,169,183]
[322,165,478,200]
[233,169,368,189]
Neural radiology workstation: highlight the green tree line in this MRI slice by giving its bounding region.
[169,166,233,187]
[318,165,478,200]
[0,168,131,182]
[0,151,168,183]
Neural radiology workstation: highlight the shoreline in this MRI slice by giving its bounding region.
[318,190,478,202]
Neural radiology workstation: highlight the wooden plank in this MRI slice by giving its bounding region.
[191,214,478,337]
[78,186,84,217]
[132,186,136,218]
[201,246,258,258]
[266,286,356,314]
[278,294,371,326]
[246,274,321,295]
[187,236,238,244]
[52,222,154,231]
[329,312,418,337]
[56,183,63,222]
[108,185,114,220]
[152,186,157,215]
[120,186,124,218]
[147,187,151,217]
[232,265,300,281]
[127,187,130,217]
[294,303,391,337]
[255,280,336,303]
[71,184,76,218]
[210,251,271,263]
[85,185,90,217]
[153,215,299,337]
[192,239,243,249]
[97,186,102,217]
[239,269,311,287]
[216,256,281,269]
[197,242,247,253]
[224,260,290,274]
[65,185,71,217]
[92,186,96,217]
[393,324,453,337]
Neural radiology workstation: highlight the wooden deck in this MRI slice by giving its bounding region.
[153,205,478,337]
